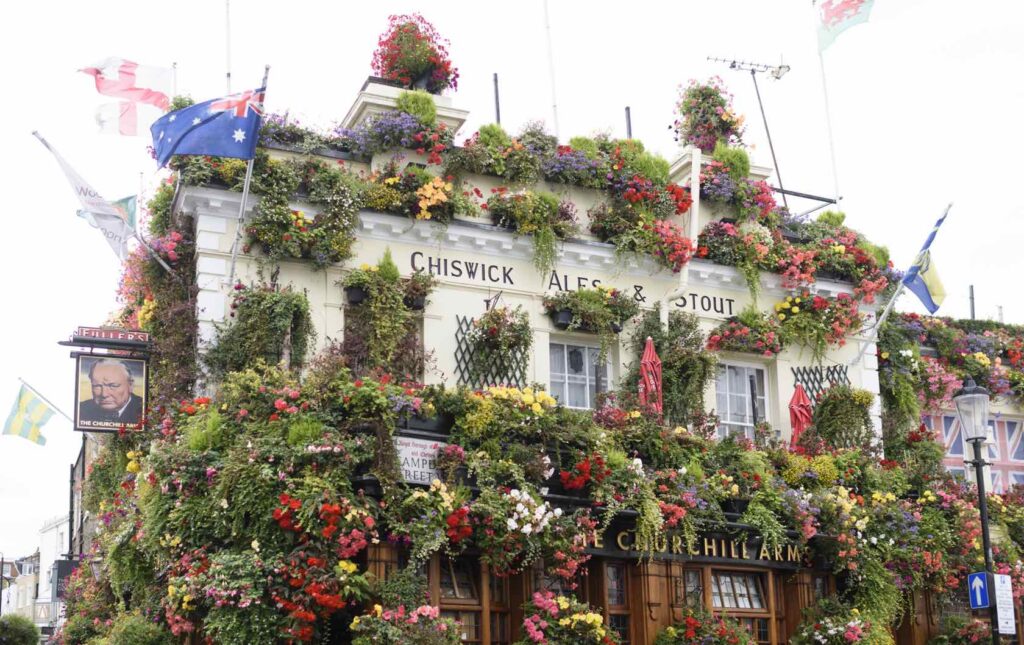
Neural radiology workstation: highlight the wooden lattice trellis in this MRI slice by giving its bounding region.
[791,365,850,407]
[453,315,529,389]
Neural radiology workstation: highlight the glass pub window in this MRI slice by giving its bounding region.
[715,364,767,440]
[605,562,630,644]
[711,571,771,645]
[672,568,703,608]
[439,556,482,643]
[550,342,608,409]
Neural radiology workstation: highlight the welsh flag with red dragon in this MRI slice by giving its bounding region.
[817,0,875,51]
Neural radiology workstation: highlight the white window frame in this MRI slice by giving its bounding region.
[548,339,610,410]
[715,360,770,441]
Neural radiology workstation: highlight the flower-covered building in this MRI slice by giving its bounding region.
[61,14,1024,645]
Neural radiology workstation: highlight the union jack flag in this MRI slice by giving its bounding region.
[926,412,1024,492]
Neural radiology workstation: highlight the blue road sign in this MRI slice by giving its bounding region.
[969,572,990,609]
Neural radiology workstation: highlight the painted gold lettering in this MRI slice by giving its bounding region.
[774,546,783,561]
[729,541,739,559]
[593,532,604,549]
[617,531,632,551]
[742,542,750,560]
[704,537,717,557]
[687,539,700,556]
[655,535,668,553]
[759,544,771,560]
[671,534,683,555]
[787,545,801,562]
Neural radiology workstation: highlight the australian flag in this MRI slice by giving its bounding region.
[150,87,265,167]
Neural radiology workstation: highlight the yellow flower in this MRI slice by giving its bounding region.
[791,306,800,314]
[338,560,358,574]
[531,402,543,414]
[522,394,535,405]
[629,410,641,419]
[881,351,890,359]
[778,313,786,321]
[832,244,846,254]
[350,616,361,628]
[126,460,141,473]
[359,263,370,271]
[168,585,177,597]
[373,604,383,617]
[794,297,801,304]
[556,596,570,610]
[786,296,793,302]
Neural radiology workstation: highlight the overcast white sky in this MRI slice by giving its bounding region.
[0,0,1021,557]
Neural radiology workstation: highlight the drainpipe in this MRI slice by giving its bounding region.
[661,146,702,328]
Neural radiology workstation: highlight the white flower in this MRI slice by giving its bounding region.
[251,540,260,552]
[507,519,518,531]
[554,508,563,517]
[516,503,527,515]
[522,524,533,535]
[220,498,229,509]
[677,466,688,476]
[540,487,550,496]
[626,456,643,477]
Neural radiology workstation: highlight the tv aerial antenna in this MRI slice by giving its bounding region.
[708,57,791,209]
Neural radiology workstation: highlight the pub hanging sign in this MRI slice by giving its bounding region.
[60,326,151,433]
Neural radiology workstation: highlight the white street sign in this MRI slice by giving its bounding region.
[994,573,1016,635]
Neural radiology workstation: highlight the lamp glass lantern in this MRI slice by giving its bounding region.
[953,377,990,442]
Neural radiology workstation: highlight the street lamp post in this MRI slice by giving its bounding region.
[954,377,1000,645]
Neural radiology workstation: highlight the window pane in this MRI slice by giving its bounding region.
[567,380,588,408]
[711,574,722,607]
[441,610,480,641]
[746,574,765,609]
[439,556,479,601]
[490,573,508,605]
[567,346,586,375]
[608,614,630,644]
[549,375,566,405]
[685,570,702,608]
[607,563,627,606]
[490,612,510,645]
[550,343,566,375]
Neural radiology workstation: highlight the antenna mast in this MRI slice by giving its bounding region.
[708,56,791,210]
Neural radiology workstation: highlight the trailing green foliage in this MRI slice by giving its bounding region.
[813,384,875,450]
[623,307,718,426]
[205,284,315,378]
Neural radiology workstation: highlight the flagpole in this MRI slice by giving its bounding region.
[817,40,841,205]
[848,203,953,367]
[17,378,73,423]
[227,65,270,288]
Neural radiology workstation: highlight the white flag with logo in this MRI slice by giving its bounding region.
[33,132,133,260]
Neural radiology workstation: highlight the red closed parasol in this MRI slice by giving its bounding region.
[638,337,663,415]
[788,384,814,449]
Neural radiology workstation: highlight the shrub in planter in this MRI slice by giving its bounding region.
[402,269,436,310]
[706,308,783,357]
[487,190,577,275]
[812,384,876,451]
[543,286,639,359]
[336,110,453,164]
[466,306,532,384]
[371,13,459,94]
[351,604,461,644]
[107,612,174,645]
[395,89,437,126]
[696,220,775,299]
[0,614,40,645]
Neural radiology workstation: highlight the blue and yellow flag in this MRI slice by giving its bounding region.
[902,207,950,314]
[3,385,54,446]
[904,250,946,314]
